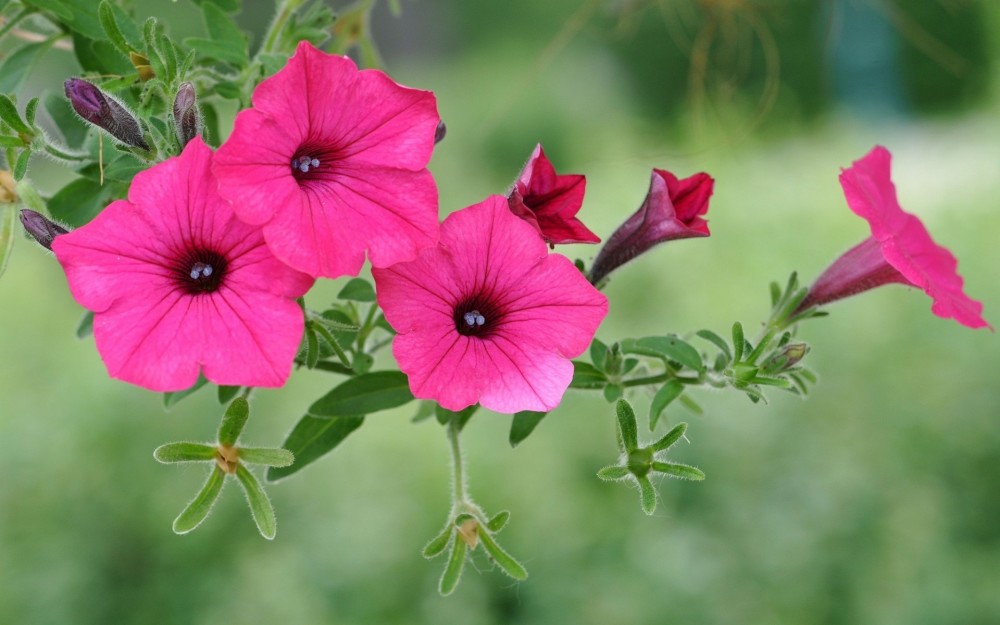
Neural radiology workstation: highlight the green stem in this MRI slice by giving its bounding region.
[622,373,701,388]
[355,303,379,352]
[259,0,305,57]
[447,419,466,505]
[310,319,352,369]
[41,143,88,163]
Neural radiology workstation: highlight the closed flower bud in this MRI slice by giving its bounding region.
[64,78,150,150]
[173,82,200,148]
[761,343,808,374]
[19,209,68,250]
[434,120,446,144]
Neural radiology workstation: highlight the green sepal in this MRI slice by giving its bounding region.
[509,410,546,447]
[308,371,413,417]
[217,396,249,446]
[153,442,216,463]
[649,379,684,429]
[615,399,639,453]
[13,149,29,181]
[336,277,376,302]
[237,447,293,467]
[596,465,630,481]
[435,404,477,431]
[478,530,528,581]
[569,360,607,389]
[453,513,474,526]
[487,510,511,533]
[650,422,687,453]
[732,322,745,362]
[422,526,452,559]
[602,384,623,403]
[267,414,364,482]
[172,466,225,534]
[235,464,276,540]
[217,385,241,404]
[439,538,467,596]
[163,374,207,409]
[637,476,657,515]
[652,461,705,481]
[0,94,31,134]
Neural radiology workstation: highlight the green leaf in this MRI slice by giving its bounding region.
[217,396,249,446]
[163,375,208,408]
[75,311,94,338]
[24,98,39,127]
[303,326,319,368]
[0,136,24,148]
[509,411,546,447]
[238,447,294,467]
[486,510,510,533]
[153,442,216,463]
[266,414,364,482]
[98,0,132,56]
[589,338,608,370]
[235,464,276,540]
[23,0,72,21]
[439,539,467,596]
[637,476,657,515]
[570,361,607,389]
[422,527,452,559]
[435,404,478,431]
[0,90,28,128]
[596,465,630,481]
[732,322,745,362]
[695,329,732,361]
[190,0,240,12]
[652,461,705,481]
[649,379,684,429]
[12,149,30,181]
[616,398,638,452]
[478,530,528,581]
[72,32,132,75]
[622,336,704,371]
[0,42,53,94]
[44,94,88,148]
[0,205,15,279]
[217,385,241,404]
[650,422,687,452]
[678,394,703,415]
[308,371,413,417]
[29,0,105,40]
[172,466,225,534]
[186,2,248,66]
[337,277,376,302]
[200,101,220,146]
[602,383,623,403]
[46,177,124,228]
[411,400,436,423]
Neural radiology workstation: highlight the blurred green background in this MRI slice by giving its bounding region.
[2,0,999,623]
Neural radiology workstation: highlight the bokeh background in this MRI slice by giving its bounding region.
[2,0,999,623]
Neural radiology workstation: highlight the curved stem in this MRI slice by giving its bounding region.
[447,419,466,506]
[42,143,88,162]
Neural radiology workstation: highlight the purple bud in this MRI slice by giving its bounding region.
[434,120,446,144]
[19,209,68,250]
[173,82,200,148]
[64,78,150,150]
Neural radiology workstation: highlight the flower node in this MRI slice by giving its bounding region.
[175,248,227,294]
[453,294,502,338]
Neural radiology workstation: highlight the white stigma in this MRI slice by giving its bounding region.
[463,310,486,327]
[292,155,321,174]
[190,262,213,280]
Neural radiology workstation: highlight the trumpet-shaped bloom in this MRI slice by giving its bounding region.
[797,146,989,330]
[213,41,440,279]
[507,144,599,245]
[52,138,315,391]
[373,196,608,413]
[589,168,713,284]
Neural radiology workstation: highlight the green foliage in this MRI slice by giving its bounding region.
[267,414,364,482]
[308,371,413,417]
[509,410,547,447]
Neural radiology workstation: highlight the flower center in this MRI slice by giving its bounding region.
[175,248,227,295]
[291,155,321,175]
[453,294,504,338]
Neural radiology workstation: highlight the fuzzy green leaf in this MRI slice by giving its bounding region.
[622,336,704,371]
[652,461,705,481]
[153,442,216,463]
[616,398,639,452]
[637,476,657,515]
[336,277,376,302]
[237,447,293,467]
[308,371,413,417]
[422,527,452,559]
[266,414,364,482]
[695,329,732,361]
[12,149,29,181]
[589,338,608,370]
[509,410,546,447]
[172,466,225,534]
[217,396,249,446]
[163,375,207,409]
[650,422,687,453]
[98,0,132,56]
[569,360,607,389]
[486,510,511,533]
[0,95,30,134]
[732,322,745,362]
[217,385,241,404]
[596,465,630,481]
[478,530,528,581]
[439,539,467,596]
[235,464,276,540]
[649,379,684,429]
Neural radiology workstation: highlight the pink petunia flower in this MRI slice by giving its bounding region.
[507,144,600,245]
[52,138,315,391]
[213,41,440,279]
[372,195,608,413]
[588,168,713,284]
[796,146,990,330]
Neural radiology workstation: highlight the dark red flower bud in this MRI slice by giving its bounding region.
[173,82,200,148]
[20,209,68,250]
[434,120,446,144]
[64,78,150,150]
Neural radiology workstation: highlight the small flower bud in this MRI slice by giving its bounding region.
[173,82,200,148]
[64,78,150,150]
[434,120,446,144]
[762,343,809,374]
[19,209,68,250]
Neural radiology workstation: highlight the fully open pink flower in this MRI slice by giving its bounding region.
[588,168,713,284]
[213,41,440,279]
[796,146,989,330]
[507,144,599,245]
[372,195,608,413]
[52,138,315,391]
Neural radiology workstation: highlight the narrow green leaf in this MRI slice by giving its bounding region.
[304,326,319,368]
[266,414,364,482]
[435,404,478,431]
[0,136,24,148]
[153,442,216,463]
[679,394,703,415]
[650,422,687,452]
[184,2,248,66]
[0,94,31,134]
[163,375,208,409]
[570,360,607,389]
[235,464,276,540]
[732,322,745,362]
[422,527,452,559]
[487,510,510,533]
[75,310,94,338]
[652,461,705,481]
[478,530,528,581]
[695,329,732,361]
[172,466,225,534]
[622,336,704,371]
[0,42,52,94]
[616,398,639,452]
[217,396,249,446]
[439,539,467,596]
[649,379,684,429]
[769,280,781,307]
[0,205,16,279]
[308,371,413,417]
[98,0,132,56]
[509,410,546,447]
[237,447,293,467]
[589,338,608,370]
[637,476,657,515]
[13,149,29,181]
[217,385,240,404]
[336,277,376,302]
[596,465,630,481]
